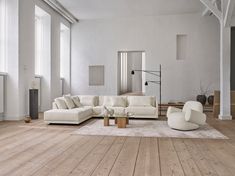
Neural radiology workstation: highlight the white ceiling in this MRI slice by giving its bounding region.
[57,0,204,19]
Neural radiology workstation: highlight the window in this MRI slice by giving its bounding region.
[0,0,7,72]
[35,6,50,76]
[60,23,70,95]
[35,15,43,75]
[60,23,70,78]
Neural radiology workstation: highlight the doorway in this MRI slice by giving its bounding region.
[117,51,146,95]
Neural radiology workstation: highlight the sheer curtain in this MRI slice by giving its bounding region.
[120,52,128,94]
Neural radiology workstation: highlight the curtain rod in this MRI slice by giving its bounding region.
[42,0,79,23]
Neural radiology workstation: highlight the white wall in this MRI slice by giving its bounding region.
[71,14,220,103]
[4,0,70,120]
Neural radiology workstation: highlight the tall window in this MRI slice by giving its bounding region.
[0,0,7,72]
[60,23,70,95]
[60,23,70,78]
[35,14,43,75]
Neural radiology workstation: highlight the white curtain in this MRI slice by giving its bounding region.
[120,52,128,93]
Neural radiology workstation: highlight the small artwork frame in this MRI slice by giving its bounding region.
[89,65,105,86]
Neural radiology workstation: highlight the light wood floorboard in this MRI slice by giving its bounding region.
[0,113,234,176]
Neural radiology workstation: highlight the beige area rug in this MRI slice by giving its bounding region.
[72,119,228,139]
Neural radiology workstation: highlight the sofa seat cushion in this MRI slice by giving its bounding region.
[92,106,125,116]
[126,106,157,116]
[93,106,103,115]
[44,107,93,122]
[167,112,199,131]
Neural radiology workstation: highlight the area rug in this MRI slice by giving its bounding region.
[72,120,228,139]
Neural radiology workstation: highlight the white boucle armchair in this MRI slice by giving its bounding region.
[167,101,206,131]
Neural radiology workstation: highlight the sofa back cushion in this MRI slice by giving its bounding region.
[99,96,127,107]
[127,96,156,107]
[55,98,68,109]
[78,96,98,106]
[111,96,126,107]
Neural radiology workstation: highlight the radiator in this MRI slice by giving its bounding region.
[0,76,4,113]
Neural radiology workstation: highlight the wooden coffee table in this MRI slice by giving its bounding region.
[103,115,131,128]
[115,116,129,128]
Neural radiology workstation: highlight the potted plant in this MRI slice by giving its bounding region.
[197,81,209,105]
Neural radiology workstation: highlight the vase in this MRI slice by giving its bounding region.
[208,95,214,105]
[196,95,207,105]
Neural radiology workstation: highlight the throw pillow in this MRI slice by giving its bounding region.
[55,98,68,109]
[72,96,82,107]
[63,95,75,109]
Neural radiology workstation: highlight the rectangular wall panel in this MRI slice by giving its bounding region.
[0,76,4,113]
[176,34,187,60]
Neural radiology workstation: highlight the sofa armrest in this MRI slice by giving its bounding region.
[185,109,206,125]
[166,107,182,118]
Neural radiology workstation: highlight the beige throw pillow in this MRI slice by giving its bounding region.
[72,96,82,107]
[63,95,75,109]
[55,98,68,109]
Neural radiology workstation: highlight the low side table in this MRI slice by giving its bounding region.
[116,116,129,128]
[104,116,110,126]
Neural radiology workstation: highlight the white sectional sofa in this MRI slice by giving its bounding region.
[44,95,158,124]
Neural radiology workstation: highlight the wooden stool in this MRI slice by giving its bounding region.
[117,117,127,128]
[104,117,109,126]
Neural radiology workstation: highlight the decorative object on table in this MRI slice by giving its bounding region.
[196,81,210,105]
[207,95,214,105]
[131,64,162,116]
[196,95,207,105]
[102,106,114,126]
[24,116,31,123]
[31,80,37,89]
[29,89,38,119]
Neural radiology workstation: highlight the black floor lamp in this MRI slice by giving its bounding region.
[131,65,162,116]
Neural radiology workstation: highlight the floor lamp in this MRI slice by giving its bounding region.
[131,65,162,116]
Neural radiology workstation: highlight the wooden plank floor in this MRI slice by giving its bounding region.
[0,113,235,176]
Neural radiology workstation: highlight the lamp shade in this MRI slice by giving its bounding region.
[145,81,148,86]
[131,70,135,75]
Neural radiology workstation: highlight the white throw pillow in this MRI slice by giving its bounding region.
[72,96,82,107]
[128,96,152,107]
[111,97,126,107]
[55,98,68,109]
[79,96,97,106]
[63,95,75,109]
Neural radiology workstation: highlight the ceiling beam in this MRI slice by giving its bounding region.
[200,0,222,20]
[202,0,217,16]
[224,0,235,27]
[43,0,79,23]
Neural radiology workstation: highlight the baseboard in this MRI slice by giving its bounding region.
[219,115,233,120]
